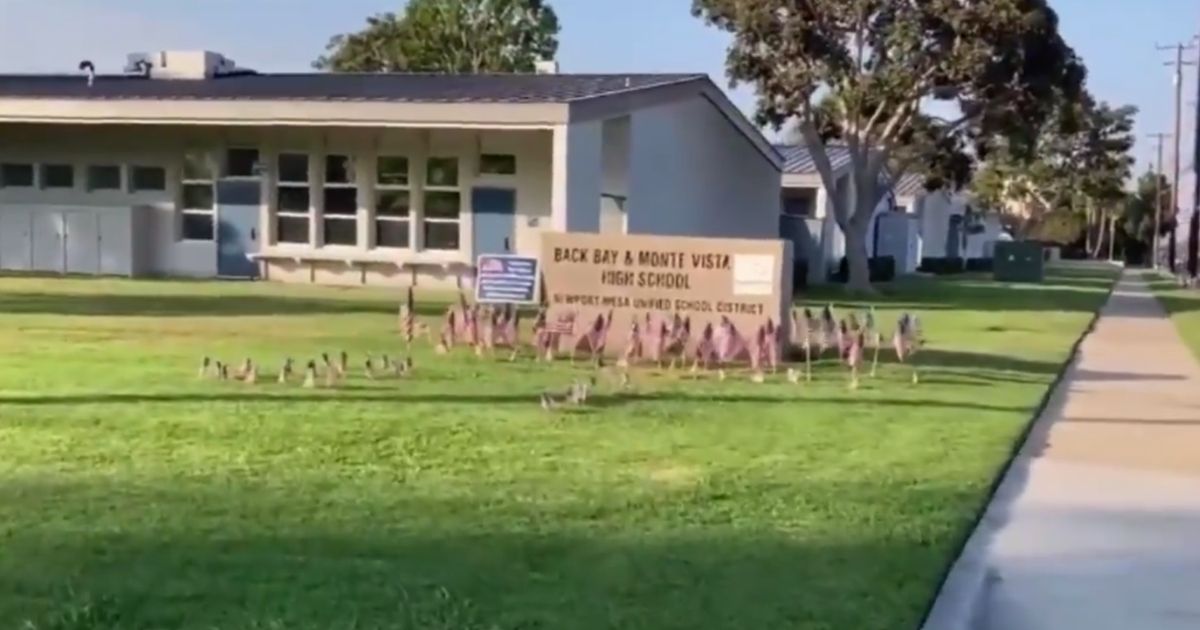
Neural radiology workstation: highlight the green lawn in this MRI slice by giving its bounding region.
[1145,272,1200,361]
[0,267,1116,630]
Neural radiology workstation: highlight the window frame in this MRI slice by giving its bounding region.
[275,152,311,245]
[479,153,517,176]
[374,155,411,249]
[0,162,35,188]
[180,151,216,241]
[39,163,75,190]
[422,156,461,251]
[222,147,261,180]
[321,153,358,247]
[128,165,167,193]
[86,164,123,192]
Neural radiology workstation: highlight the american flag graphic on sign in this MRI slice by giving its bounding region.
[475,254,540,305]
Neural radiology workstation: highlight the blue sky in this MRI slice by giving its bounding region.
[0,0,1197,173]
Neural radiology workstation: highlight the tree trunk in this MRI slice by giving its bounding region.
[1085,199,1094,256]
[1091,207,1108,259]
[844,220,872,293]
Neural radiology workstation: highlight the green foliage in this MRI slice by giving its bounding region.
[693,0,1084,290]
[1032,210,1086,245]
[0,272,1116,629]
[315,0,559,73]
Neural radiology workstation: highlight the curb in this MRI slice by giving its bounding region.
[917,267,1120,630]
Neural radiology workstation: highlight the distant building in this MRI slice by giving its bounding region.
[0,50,782,287]
[775,144,919,281]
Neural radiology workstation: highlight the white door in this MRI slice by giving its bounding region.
[0,208,33,271]
[31,210,64,273]
[98,209,132,276]
[65,211,100,274]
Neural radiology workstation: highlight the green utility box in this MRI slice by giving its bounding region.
[993,241,1045,283]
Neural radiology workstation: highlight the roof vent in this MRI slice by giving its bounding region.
[78,60,95,87]
[126,50,251,80]
[534,59,558,75]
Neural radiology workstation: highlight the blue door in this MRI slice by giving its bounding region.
[472,187,516,256]
[217,180,260,278]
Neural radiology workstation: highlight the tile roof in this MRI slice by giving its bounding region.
[774,143,853,175]
[0,72,708,103]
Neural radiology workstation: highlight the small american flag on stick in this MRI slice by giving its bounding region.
[402,286,415,345]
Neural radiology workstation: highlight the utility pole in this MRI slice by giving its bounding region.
[1191,35,1200,280]
[1149,132,1171,268]
[1158,41,1196,272]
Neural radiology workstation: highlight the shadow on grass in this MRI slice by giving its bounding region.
[798,267,1118,314]
[0,391,1032,414]
[2,479,981,630]
[0,292,448,318]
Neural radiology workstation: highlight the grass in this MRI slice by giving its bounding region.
[0,267,1117,630]
[1144,272,1200,362]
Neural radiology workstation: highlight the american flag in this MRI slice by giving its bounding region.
[546,314,575,335]
[479,258,505,274]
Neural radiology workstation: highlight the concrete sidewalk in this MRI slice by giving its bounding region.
[923,271,1200,630]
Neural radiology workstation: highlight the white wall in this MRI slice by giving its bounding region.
[625,96,779,239]
[0,125,217,276]
[0,124,556,281]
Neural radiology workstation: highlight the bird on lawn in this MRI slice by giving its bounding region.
[234,358,252,381]
[364,354,377,380]
[323,359,338,388]
[786,367,801,385]
[321,352,335,376]
[243,361,258,385]
[198,356,212,379]
[302,360,317,388]
[278,357,294,384]
[338,351,349,378]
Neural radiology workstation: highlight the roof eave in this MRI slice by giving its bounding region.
[0,97,570,127]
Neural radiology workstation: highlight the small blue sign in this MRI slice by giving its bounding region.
[475,254,540,304]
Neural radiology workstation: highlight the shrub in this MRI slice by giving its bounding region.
[919,257,965,274]
[965,258,994,273]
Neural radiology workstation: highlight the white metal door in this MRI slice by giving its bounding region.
[98,209,132,276]
[0,208,33,271]
[31,210,64,273]
[65,212,100,274]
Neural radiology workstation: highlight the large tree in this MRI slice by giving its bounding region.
[693,0,1085,291]
[973,96,1135,255]
[315,0,560,73]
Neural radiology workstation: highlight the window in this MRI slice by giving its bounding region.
[0,163,33,188]
[223,148,260,178]
[423,157,460,250]
[375,156,410,248]
[40,164,74,189]
[276,152,310,244]
[87,165,122,191]
[323,154,357,246]
[129,165,166,192]
[781,189,815,217]
[479,153,516,175]
[180,151,214,240]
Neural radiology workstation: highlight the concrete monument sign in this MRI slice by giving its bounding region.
[540,232,793,354]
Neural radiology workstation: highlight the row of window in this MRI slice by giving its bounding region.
[179,150,489,251]
[0,162,166,193]
[4,146,518,252]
